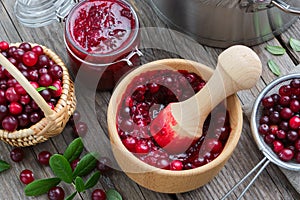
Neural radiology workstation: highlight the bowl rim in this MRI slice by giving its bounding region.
[108,58,243,175]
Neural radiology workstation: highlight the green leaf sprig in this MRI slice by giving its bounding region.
[36,85,58,92]
[0,160,10,173]
[265,45,286,55]
[290,37,300,52]
[24,137,122,199]
[267,60,281,76]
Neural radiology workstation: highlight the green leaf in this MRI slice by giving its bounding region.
[84,171,101,189]
[265,45,286,55]
[0,160,10,173]
[48,85,58,91]
[36,87,47,92]
[106,189,122,200]
[267,60,281,76]
[72,152,98,178]
[49,154,73,183]
[63,137,84,163]
[290,37,300,51]
[24,178,61,196]
[75,177,85,192]
[65,192,77,200]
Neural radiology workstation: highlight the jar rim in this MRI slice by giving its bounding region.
[65,0,140,59]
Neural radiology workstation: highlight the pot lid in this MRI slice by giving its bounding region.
[14,0,78,27]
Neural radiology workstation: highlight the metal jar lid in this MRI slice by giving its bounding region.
[14,0,78,27]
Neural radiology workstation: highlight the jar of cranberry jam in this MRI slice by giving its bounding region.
[15,0,141,90]
[64,0,141,90]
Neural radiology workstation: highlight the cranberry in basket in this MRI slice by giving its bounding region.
[64,0,141,90]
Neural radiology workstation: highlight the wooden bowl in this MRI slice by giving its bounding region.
[107,59,243,193]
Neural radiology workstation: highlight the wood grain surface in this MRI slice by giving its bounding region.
[0,0,299,199]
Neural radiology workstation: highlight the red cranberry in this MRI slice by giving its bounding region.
[19,42,31,51]
[295,139,300,151]
[7,46,17,57]
[23,51,38,67]
[71,159,80,171]
[18,114,30,127]
[0,41,9,51]
[295,152,300,163]
[290,79,300,88]
[280,108,293,120]
[48,186,65,200]
[96,157,112,172]
[262,96,274,108]
[49,65,63,80]
[40,89,51,101]
[273,141,284,154]
[91,189,106,200]
[9,102,23,115]
[31,45,43,56]
[12,48,25,62]
[51,80,62,97]
[14,83,27,95]
[276,130,286,139]
[279,85,292,96]
[135,141,150,154]
[28,70,39,81]
[39,74,53,87]
[170,160,183,170]
[204,138,223,154]
[287,130,298,142]
[6,87,20,102]
[10,147,24,162]
[278,148,294,161]
[269,125,278,135]
[38,151,52,165]
[20,95,31,105]
[290,99,300,112]
[269,111,280,124]
[289,116,300,130]
[20,169,34,184]
[264,134,275,144]
[37,55,49,67]
[29,112,42,123]
[259,116,269,125]
[279,96,290,107]
[30,81,39,89]
[2,115,18,131]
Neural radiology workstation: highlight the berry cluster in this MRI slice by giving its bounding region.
[259,79,300,163]
[117,69,231,170]
[0,41,63,131]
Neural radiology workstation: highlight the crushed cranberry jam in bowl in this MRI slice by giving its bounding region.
[251,74,300,171]
[107,59,243,193]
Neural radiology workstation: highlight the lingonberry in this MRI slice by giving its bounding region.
[5,87,20,102]
[289,116,300,130]
[10,147,24,162]
[31,45,43,56]
[19,42,31,52]
[48,186,65,200]
[49,65,63,80]
[9,102,23,115]
[91,189,106,200]
[18,113,30,127]
[39,74,52,87]
[20,169,34,184]
[2,115,18,131]
[0,41,9,51]
[71,158,80,171]
[38,151,52,165]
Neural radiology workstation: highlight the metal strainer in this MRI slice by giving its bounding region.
[222,73,300,200]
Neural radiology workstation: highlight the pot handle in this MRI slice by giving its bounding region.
[272,0,300,14]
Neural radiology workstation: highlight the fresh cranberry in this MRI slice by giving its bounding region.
[262,96,274,108]
[14,83,27,95]
[30,81,39,89]
[10,147,24,162]
[170,160,183,170]
[71,159,80,171]
[279,96,290,107]
[2,115,18,131]
[96,157,112,172]
[40,89,51,101]
[91,189,106,200]
[38,151,52,165]
[122,137,137,152]
[0,41,9,51]
[37,55,49,68]
[18,113,30,127]
[0,105,8,121]
[203,138,223,154]
[20,95,31,105]
[50,80,62,97]
[22,51,38,67]
[279,85,292,96]
[12,48,25,62]
[295,139,300,151]
[6,87,20,102]
[290,99,300,112]
[49,65,63,80]
[135,141,150,154]
[19,42,31,51]
[287,130,298,142]
[7,46,17,57]
[259,116,270,125]
[28,70,39,81]
[48,186,65,200]
[9,102,23,115]
[280,108,293,120]
[39,74,52,87]
[20,169,34,184]
[278,148,294,161]
[289,116,300,129]
[31,45,43,56]
[29,112,42,123]
[276,130,286,139]
[295,152,300,163]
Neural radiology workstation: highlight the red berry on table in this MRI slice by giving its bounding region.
[10,147,24,162]
[47,186,65,200]
[22,51,38,67]
[97,157,112,172]
[92,189,106,200]
[38,151,52,165]
[71,158,80,171]
[20,169,34,184]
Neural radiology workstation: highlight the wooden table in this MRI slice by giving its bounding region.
[0,0,300,199]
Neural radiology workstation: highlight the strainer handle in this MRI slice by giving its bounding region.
[0,52,55,117]
[221,157,271,200]
[272,0,300,14]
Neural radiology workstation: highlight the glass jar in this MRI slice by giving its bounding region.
[14,0,142,90]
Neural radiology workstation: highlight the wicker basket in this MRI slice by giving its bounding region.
[0,43,76,147]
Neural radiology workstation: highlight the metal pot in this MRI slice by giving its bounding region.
[150,0,300,47]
